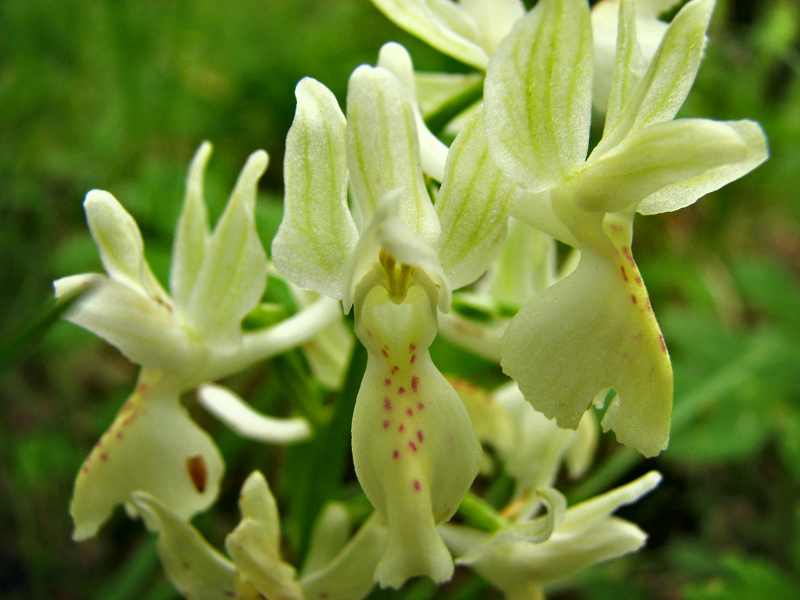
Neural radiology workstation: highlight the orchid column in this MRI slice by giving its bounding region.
[272,51,516,587]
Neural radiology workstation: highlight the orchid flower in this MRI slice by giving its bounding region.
[483,0,768,456]
[55,143,342,540]
[440,471,662,600]
[131,471,387,600]
[271,46,517,587]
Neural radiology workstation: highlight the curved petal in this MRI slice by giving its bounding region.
[377,42,449,182]
[636,119,769,214]
[300,513,387,600]
[171,142,212,310]
[225,471,304,600]
[272,77,357,299]
[301,503,352,577]
[346,65,439,243]
[186,150,269,344]
[84,190,167,301]
[459,0,525,54]
[71,374,224,540]
[578,119,767,214]
[436,106,517,290]
[595,0,714,155]
[369,0,489,69]
[351,281,482,587]
[131,492,237,600]
[196,383,312,444]
[56,275,194,371]
[484,0,593,191]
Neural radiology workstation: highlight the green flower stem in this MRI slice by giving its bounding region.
[457,492,508,533]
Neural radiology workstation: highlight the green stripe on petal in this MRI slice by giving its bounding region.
[346,65,440,243]
[484,0,593,191]
[272,77,357,299]
[436,106,517,290]
[186,150,269,343]
[171,142,212,310]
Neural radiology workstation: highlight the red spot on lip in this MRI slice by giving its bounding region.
[635,276,643,284]
[398,387,405,394]
[410,354,416,364]
[406,407,413,416]
[417,430,424,442]
[646,297,653,312]
[101,453,108,461]
[391,365,399,374]
[398,423,405,432]
[409,343,416,352]
[383,397,392,410]
[393,450,399,459]
[116,431,123,439]
[631,294,637,304]
[408,441,418,452]
[659,334,668,353]
[381,348,388,358]
[411,376,419,392]
[383,420,390,429]
[417,402,424,410]
[384,378,391,386]
[620,265,628,282]
[413,479,421,491]
[622,246,636,268]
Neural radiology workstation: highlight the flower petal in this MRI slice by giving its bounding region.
[578,119,768,214]
[196,383,312,444]
[501,212,672,457]
[602,0,646,131]
[346,64,439,243]
[272,78,358,299]
[377,42,449,182]
[595,0,714,155]
[84,190,168,301]
[131,492,237,600]
[301,503,352,577]
[186,150,269,344]
[369,0,489,69]
[225,472,304,600]
[170,142,212,310]
[458,0,525,54]
[56,275,193,370]
[70,374,224,540]
[351,281,482,587]
[436,106,518,290]
[484,0,593,191]
[300,513,387,600]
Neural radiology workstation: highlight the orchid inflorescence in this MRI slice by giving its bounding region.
[56,0,767,598]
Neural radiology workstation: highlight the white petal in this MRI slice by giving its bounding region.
[131,492,237,600]
[197,383,312,444]
[272,78,357,299]
[186,150,269,343]
[436,106,517,290]
[459,0,525,54]
[70,377,224,540]
[377,42,449,182]
[58,275,194,371]
[596,0,714,155]
[484,0,593,191]
[170,142,212,310]
[300,513,387,600]
[301,502,352,577]
[603,0,646,132]
[346,65,440,243]
[579,119,767,214]
[369,0,489,69]
[84,190,168,301]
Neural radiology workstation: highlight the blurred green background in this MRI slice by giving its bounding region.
[1,0,799,599]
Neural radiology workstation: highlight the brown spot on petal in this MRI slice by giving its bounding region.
[631,294,637,305]
[411,376,419,392]
[187,456,207,493]
[408,441,418,452]
[620,265,628,282]
[417,430,424,443]
[413,479,421,491]
[383,397,392,410]
[393,450,400,459]
[398,387,405,394]
[659,334,668,353]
